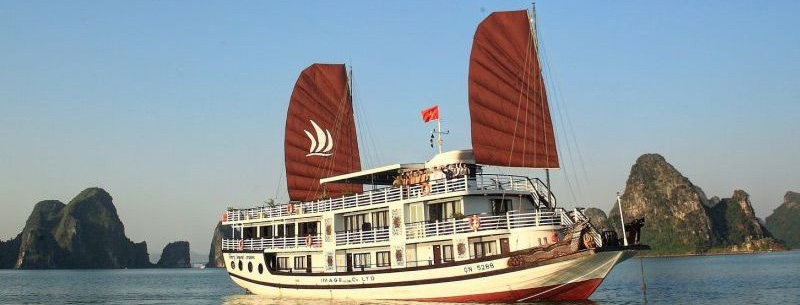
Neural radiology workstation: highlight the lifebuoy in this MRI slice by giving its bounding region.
[305,234,313,247]
[582,232,595,249]
[287,204,294,214]
[468,215,481,231]
[222,212,228,222]
[420,183,431,195]
[238,239,244,251]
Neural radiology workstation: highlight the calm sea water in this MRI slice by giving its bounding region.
[1,251,798,305]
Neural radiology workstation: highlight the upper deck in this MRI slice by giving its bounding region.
[223,173,555,224]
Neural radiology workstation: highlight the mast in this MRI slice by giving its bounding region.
[532,2,555,203]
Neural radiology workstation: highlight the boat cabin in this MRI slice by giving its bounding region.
[223,149,565,274]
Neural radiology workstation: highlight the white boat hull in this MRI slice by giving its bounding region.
[224,249,633,302]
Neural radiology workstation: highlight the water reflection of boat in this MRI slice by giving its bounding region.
[220,7,644,303]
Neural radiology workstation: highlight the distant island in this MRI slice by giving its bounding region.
[205,221,230,268]
[0,188,191,269]
[591,154,791,255]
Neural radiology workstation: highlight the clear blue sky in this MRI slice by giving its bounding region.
[1,1,798,257]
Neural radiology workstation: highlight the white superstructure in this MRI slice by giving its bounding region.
[220,150,631,302]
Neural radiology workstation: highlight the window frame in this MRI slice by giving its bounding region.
[294,256,306,270]
[472,241,497,258]
[277,257,289,270]
[442,245,454,262]
[375,251,391,267]
[491,199,512,216]
[353,252,371,268]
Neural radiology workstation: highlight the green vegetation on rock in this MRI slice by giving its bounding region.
[765,191,800,249]
[606,154,783,255]
[607,154,714,255]
[156,241,190,268]
[9,188,152,269]
[206,221,231,268]
[583,208,610,231]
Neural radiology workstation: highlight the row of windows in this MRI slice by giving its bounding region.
[230,260,265,274]
[230,240,506,275]
[351,251,391,268]
[408,199,512,224]
[344,211,389,232]
[276,256,311,271]
[239,199,514,239]
[239,221,320,239]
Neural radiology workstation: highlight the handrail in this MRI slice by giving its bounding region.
[224,173,549,222]
[222,235,322,251]
[335,227,390,246]
[405,212,561,240]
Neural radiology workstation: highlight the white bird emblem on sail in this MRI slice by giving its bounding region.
[304,120,334,157]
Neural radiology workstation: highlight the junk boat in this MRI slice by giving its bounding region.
[221,8,645,302]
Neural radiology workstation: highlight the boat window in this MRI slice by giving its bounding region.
[286,224,296,238]
[491,199,511,216]
[298,221,320,236]
[442,245,454,262]
[376,251,390,267]
[473,241,496,258]
[238,261,243,271]
[353,253,371,269]
[428,201,460,222]
[408,203,424,223]
[372,211,389,229]
[243,226,257,239]
[248,262,253,273]
[277,257,289,270]
[230,261,235,270]
[344,214,367,232]
[262,225,273,238]
[258,263,264,274]
[294,256,306,270]
[276,225,285,238]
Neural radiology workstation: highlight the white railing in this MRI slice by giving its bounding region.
[222,235,322,251]
[404,211,561,240]
[225,174,549,222]
[571,208,604,248]
[335,227,390,246]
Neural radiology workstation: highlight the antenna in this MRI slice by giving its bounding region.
[430,121,449,154]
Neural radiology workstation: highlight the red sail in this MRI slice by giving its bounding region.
[468,10,559,169]
[285,64,361,202]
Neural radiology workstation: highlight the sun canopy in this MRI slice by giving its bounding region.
[319,163,425,185]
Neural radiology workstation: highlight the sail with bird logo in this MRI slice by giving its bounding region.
[284,63,361,202]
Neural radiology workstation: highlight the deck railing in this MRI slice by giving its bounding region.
[225,174,554,222]
[404,211,561,240]
[335,227,390,246]
[222,235,322,251]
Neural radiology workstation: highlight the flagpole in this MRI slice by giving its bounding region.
[437,118,443,154]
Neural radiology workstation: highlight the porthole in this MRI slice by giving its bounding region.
[230,260,235,270]
[248,262,253,273]
[258,263,264,274]
[238,260,243,271]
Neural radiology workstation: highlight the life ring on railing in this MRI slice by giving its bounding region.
[468,215,481,231]
[287,204,294,214]
[222,212,228,222]
[237,239,244,251]
[305,234,313,247]
[420,183,431,195]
